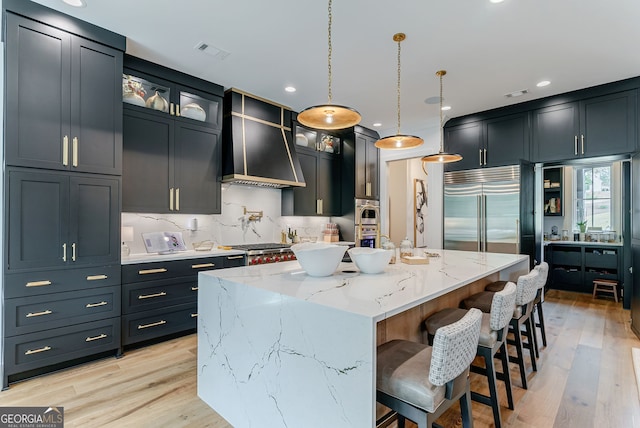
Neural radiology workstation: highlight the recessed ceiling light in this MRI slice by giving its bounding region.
[537,80,551,87]
[504,89,529,98]
[62,0,86,7]
[373,123,382,127]
[490,0,505,3]
[284,86,296,93]
[441,106,452,111]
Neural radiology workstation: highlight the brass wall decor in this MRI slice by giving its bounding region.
[421,70,463,163]
[297,0,361,130]
[374,33,423,150]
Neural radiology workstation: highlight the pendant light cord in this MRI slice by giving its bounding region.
[396,37,402,135]
[438,70,445,152]
[327,0,333,104]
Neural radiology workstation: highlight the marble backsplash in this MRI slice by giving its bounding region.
[122,183,331,255]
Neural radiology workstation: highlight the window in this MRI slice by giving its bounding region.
[575,165,611,229]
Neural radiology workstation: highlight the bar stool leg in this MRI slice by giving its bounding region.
[497,341,515,410]
[536,301,548,348]
[510,318,528,390]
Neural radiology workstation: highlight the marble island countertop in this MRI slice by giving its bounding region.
[199,249,529,322]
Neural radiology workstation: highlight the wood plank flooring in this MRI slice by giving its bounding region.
[0,290,638,428]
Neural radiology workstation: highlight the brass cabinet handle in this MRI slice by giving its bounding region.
[62,243,67,262]
[191,286,198,291]
[138,320,167,330]
[63,136,69,166]
[191,313,198,318]
[86,274,108,281]
[26,280,52,288]
[581,134,585,154]
[25,346,52,355]
[138,291,167,300]
[138,268,167,275]
[483,149,487,166]
[176,188,180,211]
[86,301,108,308]
[574,135,578,155]
[170,103,175,116]
[192,263,214,269]
[479,149,483,166]
[366,182,371,197]
[72,137,78,167]
[85,333,107,342]
[227,255,244,260]
[72,243,77,262]
[176,104,181,117]
[26,310,53,318]
[169,187,174,211]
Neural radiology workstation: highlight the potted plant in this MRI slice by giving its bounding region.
[577,221,587,233]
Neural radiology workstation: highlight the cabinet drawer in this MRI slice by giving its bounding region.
[584,271,618,284]
[5,286,120,337]
[551,268,582,285]
[4,265,121,298]
[122,278,197,314]
[4,318,120,374]
[584,252,617,269]
[552,250,582,266]
[223,254,246,268]
[122,256,224,283]
[121,303,197,345]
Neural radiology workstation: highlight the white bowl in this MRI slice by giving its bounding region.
[348,247,393,274]
[291,243,347,277]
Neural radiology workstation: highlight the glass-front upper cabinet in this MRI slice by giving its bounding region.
[294,124,341,155]
[122,72,221,128]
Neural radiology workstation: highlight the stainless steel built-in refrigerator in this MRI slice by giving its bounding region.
[444,164,535,263]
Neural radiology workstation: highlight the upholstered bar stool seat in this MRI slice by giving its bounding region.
[377,309,482,428]
[425,283,517,428]
[485,280,509,292]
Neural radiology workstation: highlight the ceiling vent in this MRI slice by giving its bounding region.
[194,42,230,61]
[504,89,529,98]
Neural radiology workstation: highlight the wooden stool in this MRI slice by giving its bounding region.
[592,279,618,303]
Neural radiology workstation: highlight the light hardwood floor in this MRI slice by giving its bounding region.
[1,290,639,428]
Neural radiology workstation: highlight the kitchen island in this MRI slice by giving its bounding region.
[197,249,529,427]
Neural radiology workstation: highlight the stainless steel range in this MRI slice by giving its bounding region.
[229,243,294,266]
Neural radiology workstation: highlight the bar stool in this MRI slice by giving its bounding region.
[531,262,549,358]
[592,279,619,303]
[376,309,482,428]
[423,282,517,428]
[462,269,539,389]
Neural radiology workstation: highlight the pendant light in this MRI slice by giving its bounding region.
[421,70,463,163]
[297,0,361,130]
[374,33,423,150]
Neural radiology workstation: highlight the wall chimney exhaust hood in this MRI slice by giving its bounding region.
[222,89,306,188]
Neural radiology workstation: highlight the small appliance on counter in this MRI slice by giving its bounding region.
[142,231,187,254]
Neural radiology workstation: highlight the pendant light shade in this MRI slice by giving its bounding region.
[298,0,361,130]
[375,33,424,150]
[421,70,463,163]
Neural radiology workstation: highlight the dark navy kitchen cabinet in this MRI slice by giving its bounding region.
[354,129,380,200]
[122,56,223,214]
[444,112,530,171]
[6,168,120,272]
[531,90,637,162]
[4,13,123,175]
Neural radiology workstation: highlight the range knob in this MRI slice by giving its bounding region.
[274,256,281,262]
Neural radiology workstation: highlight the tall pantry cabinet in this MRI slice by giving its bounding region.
[2,0,126,388]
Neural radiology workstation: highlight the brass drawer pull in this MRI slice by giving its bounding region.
[26,310,53,318]
[25,346,52,355]
[138,268,167,275]
[192,263,215,269]
[191,286,198,291]
[226,255,244,260]
[85,333,107,342]
[72,137,78,167]
[86,301,108,308]
[26,280,52,287]
[138,320,167,330]
[86,274,108,281]
[62,136,69,166]
[191,313,198,318]
[138,291,167,300]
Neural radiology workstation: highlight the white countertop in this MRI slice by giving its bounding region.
[121,248,246,264]
[544,240,623,247]
[200,249,529,322]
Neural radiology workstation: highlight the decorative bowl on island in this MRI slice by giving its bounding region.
[290,243,347,277]
[348,247,393,274]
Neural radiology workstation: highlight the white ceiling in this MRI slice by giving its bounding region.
[29,0,640,143]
